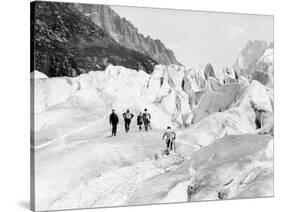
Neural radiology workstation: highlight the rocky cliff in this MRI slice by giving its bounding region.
[233,40,273,76]
[75,4,181,65]
[31,1,158,77]
[233,40,273,87]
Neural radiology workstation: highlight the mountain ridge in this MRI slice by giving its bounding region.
[233,40,273,87]
[32,1,158,77]
[75,4,181,65]
[233,40,273,76]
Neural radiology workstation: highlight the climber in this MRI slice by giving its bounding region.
[187,184,200,201]
[109,109,119,136]
[142,108,151,131]
[250,100,265,129]
[137,112,143,130]
[162,126,176,153]
[123,109,134,133]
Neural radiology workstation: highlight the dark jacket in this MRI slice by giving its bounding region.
[142,112,151,121]
[110,113,119,125]
[137,115,143,125]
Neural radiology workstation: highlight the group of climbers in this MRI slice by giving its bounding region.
[109,108,152,136]
[109,108,177,154]
[137,109,152,131]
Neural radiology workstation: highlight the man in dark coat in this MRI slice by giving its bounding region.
[137,112,143,130]
[109,109,119,136]
[142,108,151,131]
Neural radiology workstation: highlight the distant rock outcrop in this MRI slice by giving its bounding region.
[234,40,268,75]
[233,40,273,88]
[75,4,181,65]
[31,1,158,77]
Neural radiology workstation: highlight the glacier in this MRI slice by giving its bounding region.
[31,64,273,211]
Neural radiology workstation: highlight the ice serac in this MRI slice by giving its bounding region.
[143,65,194,127]
[191,77,247,123]
[75,4,181,65]
[33,64,197,142]
[178,80,273,147]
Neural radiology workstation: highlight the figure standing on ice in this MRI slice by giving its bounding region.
[137,112,143,130]
[109,109,119,136]
[250,100,266,129]
[162,126,176,153]
[143,108,151,131]
[123,109,134,133]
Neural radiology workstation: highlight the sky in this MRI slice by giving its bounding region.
[111,5,273,71]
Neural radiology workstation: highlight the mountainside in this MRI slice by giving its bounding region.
[233,40,273,76]
[233,40,273,88]
[31,1,158,77]
[256,48,274,74]
[74,4,181,65]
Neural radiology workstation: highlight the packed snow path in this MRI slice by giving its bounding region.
[35,125,272,211]
[35,127,195,210]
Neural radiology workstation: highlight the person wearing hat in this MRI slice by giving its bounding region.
[123,109,134,133]
[162,126,176,152]
[109,109,119,136]
[142,108,151,131]
[137,112,143,130]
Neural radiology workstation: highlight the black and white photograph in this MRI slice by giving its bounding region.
[30,1,274,211]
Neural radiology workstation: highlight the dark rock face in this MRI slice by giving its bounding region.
[75,4,181,65]
[31,1,158,77]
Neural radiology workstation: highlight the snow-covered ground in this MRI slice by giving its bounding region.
[31,64,273,211]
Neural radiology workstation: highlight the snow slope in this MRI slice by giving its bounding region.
[32,64,203,148]
[125,134,272,205]
[185,134,273,201]
[35,130,169,210]
[170,134,272,202]
[30,70,48,79]
[32,64,273,211]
